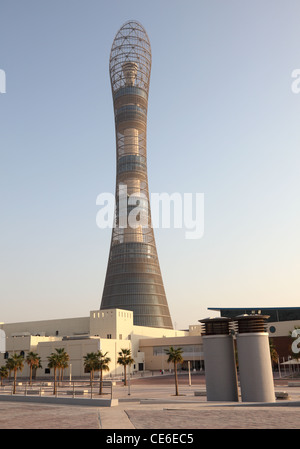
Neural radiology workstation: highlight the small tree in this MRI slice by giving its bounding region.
[7,353,24,394]
[5,358,14,381]
[117,348,134,386]
[26,352,42,385]
[47,352,61,395]
[0,366,8,386]
[269,339,279,369]
[97,351,111,395]
[55,348,69,382]
[165,346,183,396]
[83,352,99,385]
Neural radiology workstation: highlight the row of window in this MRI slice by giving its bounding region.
[4,350,25,359]
[92,310,132,319]
[113,86,148,101]
[117,154,147,175]
[111,242,156,256]
[118,154,146,165]
[110,253,157,262]
[117,150,147,160]
[105,273,164,285]
[105,262,161,276]
[133,315,172,328]
[102,293,167,304]
[115,105,147,124]
[104,282,165,296]
[116,199,149,213]
[111,236,155,246]
[153,345,202,356]
[100,303,170,317]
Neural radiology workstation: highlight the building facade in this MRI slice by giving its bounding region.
[209,307,300,360]
[100,21,173,329]
[0,309,190,380]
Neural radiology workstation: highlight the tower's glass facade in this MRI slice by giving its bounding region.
[100,21,173,329]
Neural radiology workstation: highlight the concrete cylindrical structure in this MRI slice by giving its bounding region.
[200,318,238,402]
[235,314,275,403]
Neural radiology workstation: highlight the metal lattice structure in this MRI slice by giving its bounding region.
[100,21,173,329]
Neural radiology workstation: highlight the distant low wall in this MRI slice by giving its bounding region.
[0,394,118,407]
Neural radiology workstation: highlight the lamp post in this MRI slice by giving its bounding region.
[128,365,131,396]
[188,361,191,386]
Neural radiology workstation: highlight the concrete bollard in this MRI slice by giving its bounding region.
[200,317,239,402]
[235,314,275,403]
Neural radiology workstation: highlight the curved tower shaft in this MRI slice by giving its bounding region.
[100,21,173,329]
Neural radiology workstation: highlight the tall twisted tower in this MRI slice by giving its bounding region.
[100,21,173,329]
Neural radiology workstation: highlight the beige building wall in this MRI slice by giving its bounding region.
[89,309,134,340]
[139,335,203,371]
[1,316,89,338]
[98,338,132,377]
[0,335,62,378]
[266,320,300,337]
[37,336,132,378]
[188,324,202,336]
[0,309,195,379]
[38,337,100,378]
[131,325,188,360]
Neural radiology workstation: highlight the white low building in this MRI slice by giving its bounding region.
[0,309,199,379]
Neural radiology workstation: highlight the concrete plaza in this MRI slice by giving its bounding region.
[0,374,300,429]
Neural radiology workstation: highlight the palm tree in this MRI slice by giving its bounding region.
[83,352,99,385]
[5,358,14,381]
[0,366,8,386]
[164,346,183,396]
[7,353,24,394]
[269,339,279,369]
[54,348,69,382]
[47,352,61,395]
[117,348,134,386]
[25,352,42,385]
[97,351,111,395]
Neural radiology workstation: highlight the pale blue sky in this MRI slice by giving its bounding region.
[1,0,300,328]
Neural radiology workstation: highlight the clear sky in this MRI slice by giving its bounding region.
[1,0,300,329]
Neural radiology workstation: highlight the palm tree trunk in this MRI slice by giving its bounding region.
[53,367,57,395]
[13,369,17,394]
[99,369,103,395]
[174,362,179,396]
[29,365,33,386]
[124,365,127,386]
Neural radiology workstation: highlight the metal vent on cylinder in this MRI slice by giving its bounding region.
[200,317,233,336]
[234,314,270,334]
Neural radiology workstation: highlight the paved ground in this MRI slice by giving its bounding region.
[0,374,300,430]
[0,402,101,429]
[125,406,300,429]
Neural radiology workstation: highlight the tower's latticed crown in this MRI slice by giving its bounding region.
[100,21,173,329]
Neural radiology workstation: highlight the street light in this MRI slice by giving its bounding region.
[128,365,131,396]
[188,361,191,386]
